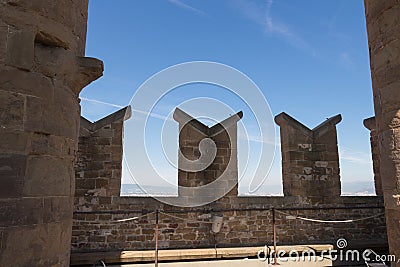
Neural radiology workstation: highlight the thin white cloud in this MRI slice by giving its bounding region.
[339,147,372,165]
[80,97,125,109]
[80,97,174,122]
[232,0,315,56]
[168,0,206,15]
[132,108,175,122]
[264,0,290,36]
[238,131,279,146]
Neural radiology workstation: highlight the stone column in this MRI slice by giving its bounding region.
[364,0,400,261]
[275,112,342,197]
[363,116,383,196]
[0,1,103,266]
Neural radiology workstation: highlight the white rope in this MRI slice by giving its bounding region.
[76,209,383,225]
[115,211,156,222]
[276,210,385,223]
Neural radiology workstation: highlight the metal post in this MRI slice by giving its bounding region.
[155,209,159,267]
[272,208,279,265]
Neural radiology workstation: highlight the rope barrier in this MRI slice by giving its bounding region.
[115,209,384,224]
[275,210,385,223]
[76,208,384,224]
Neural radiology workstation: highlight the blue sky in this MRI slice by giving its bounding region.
[81,0,375,195]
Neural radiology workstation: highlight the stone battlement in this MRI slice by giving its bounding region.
[72,107,386,252]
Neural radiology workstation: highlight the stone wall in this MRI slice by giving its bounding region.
[73,197,385,252]
[0,1,103,266]
[72,108,387,253]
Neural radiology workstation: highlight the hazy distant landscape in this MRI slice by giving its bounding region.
[121,181,375,197]
[121,183,178,196]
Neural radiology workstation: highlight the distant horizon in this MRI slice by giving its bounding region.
[120,180,376,196]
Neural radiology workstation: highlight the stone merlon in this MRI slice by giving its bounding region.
[275,112,342,138]
[275,112,342,197]
[80,106,131,137]
[173,107,243,136]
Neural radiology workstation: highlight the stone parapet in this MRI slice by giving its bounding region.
[72,108,386,253]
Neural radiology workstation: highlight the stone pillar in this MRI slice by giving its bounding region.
[363,116,383,196]
[364,0,400,261]
[0,1,103,266]
[173,108,242,203]
[275,112,342,197]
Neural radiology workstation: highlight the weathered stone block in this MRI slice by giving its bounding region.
[0,197,44,227]
[0,69,53,98]
[0,153,26,198]
[24,95,46,133]
[5,28,35,70]
[43,196,73,224]
[0,130,29,153]
[29,132,76,158]
[44,83,79,139]
[95,178,109,188]
[0,90,24,130]
[24,156,72,197]
[0,224,58,266]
